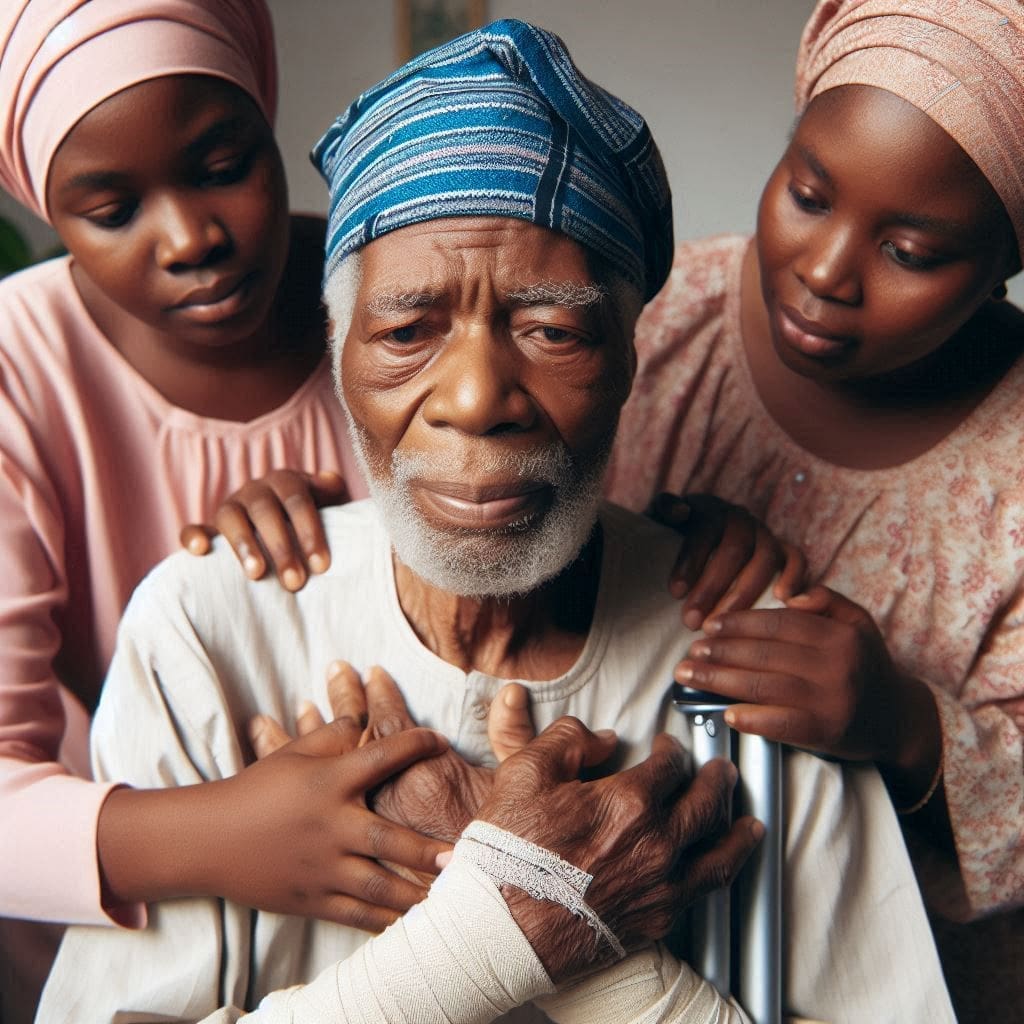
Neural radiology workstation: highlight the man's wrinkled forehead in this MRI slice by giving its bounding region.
[354,218,608,315]
[361,280,607,317]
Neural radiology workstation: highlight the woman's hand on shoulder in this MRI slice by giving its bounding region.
[179,468,348,591]
[649,492,806,629]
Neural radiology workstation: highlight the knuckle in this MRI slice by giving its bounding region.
[337,900,376,932]
[370,713,405,739]
[747,672,766,703]
[704,856,736,891]
[361,741,390,769]
[552,716,587,742]
[360,869,393,904]
[248,493,283,522]
[611,780,651,822]
[364,820,395,858]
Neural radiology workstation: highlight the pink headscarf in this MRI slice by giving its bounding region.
[795,0,1024,257]
[0,0,278,222]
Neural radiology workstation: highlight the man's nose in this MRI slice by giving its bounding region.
[154,192,230,270]
[793,221,862,305]
[423,326,537,436]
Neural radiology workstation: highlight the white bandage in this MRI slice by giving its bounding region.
[457,820,628,961]
[224,856,554,1023]
[537,943,751,1024]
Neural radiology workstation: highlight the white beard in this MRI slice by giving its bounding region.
[348,427,608,599]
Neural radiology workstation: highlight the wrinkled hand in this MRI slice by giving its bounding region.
[475,718,763,985]
[180,468,348,591]
[649,492,805,630]
[249,667,535,876]
[360,667,490,851]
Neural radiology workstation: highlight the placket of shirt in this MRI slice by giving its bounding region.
[454,671,509,766]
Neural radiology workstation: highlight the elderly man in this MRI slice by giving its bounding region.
[39,20,952,1024]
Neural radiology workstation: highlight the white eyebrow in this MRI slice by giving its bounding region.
[363,291,441,317]
[506,281,607,308]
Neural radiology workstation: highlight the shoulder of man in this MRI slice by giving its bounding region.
[122,500,383,636]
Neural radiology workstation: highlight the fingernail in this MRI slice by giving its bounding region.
[703,617,723,634]
[309,553,328,574]
[596,728,617,741]
[669,579,688,599]
[298,700,318,718]
[247,716,267,744]
[327,660,346,679]
[187,535,205,554]
[282,567,302,590]
[749,819,766,840]
[723,709,737,727]
[243,555,261,576]
[683,609,704,631]
[689,641,711,659]
[435,851,454,870]
[676,663,694,682]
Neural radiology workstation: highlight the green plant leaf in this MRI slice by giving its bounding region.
[0,216,31,275]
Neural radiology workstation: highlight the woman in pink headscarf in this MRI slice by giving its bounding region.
[0,2,461,1018]
[607,1,1024,1017]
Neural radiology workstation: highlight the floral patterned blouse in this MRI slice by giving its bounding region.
[605,233,1024,921]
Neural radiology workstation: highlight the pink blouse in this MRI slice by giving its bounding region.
[606,234,1024,920]
[0,256,366,927]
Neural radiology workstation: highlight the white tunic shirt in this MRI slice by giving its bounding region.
[38,501,954,1023]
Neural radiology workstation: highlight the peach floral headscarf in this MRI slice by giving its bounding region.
[795,0,1024,256]
[0,0,277,222]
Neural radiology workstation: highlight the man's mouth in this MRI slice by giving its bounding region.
[411,479,553,529]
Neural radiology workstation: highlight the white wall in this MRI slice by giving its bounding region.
[271,0,813,245]
[4,1,1021,304]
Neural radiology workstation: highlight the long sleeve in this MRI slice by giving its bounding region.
[0,255,365,930]
[0,343,139,926]
[921,583,1024,919]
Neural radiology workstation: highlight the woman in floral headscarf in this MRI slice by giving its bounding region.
[607,1,1024,1017]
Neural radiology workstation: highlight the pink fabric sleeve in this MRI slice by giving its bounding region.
[923,587,1024,920]
[0,353,140,926]
[0,762,141,926]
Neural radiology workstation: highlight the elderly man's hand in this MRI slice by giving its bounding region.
[475,718,763,986]
[360,666,493,850]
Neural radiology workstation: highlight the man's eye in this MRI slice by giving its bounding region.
[538,326,577,342]
[384,324,421,344]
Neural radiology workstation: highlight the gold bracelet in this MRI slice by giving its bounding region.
[896,761,944,816]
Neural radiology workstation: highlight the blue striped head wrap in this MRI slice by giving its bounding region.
[312,19,672,301]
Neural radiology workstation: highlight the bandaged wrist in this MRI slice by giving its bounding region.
[537,943,751,1024]
[236,856,553,1023]
[458,820,627,961]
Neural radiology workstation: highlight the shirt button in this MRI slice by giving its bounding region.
[471,700,490,721]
